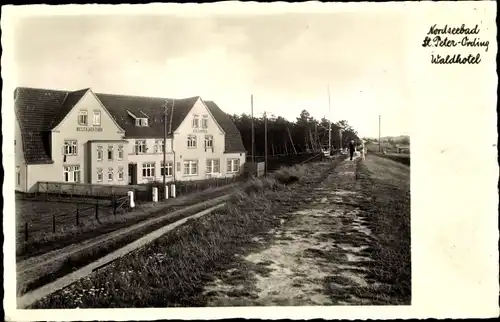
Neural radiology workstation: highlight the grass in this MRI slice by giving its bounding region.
[30,160,341,308]
[17,184,236,260]
[353,156,411,304]
[376,153,411,166]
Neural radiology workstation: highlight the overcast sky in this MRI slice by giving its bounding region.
[14,11,410,138]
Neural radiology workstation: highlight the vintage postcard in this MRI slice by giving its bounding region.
[2,1,498,320]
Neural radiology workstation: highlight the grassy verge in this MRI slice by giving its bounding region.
[354,157,411,304]
[17,185,235,260]
[31,160,341,308]
[375,153,410,166]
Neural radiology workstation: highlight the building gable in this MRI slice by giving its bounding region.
[173,97,226,136]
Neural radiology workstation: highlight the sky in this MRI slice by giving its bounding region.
[13,10,410,138]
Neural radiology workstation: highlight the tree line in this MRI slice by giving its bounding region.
[229,109,361,157]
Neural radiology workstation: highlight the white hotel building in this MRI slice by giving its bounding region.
[14,87,247,193]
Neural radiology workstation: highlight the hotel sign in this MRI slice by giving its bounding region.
[77,126,103,132]
[193,129,208,133]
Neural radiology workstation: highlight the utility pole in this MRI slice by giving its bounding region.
[251,94,255,163]
[378,115,381,153]
[264,111,268,176]
[162,99,168,191]
[328,85,332,154]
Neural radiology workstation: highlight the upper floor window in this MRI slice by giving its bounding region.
[78,110,88,126]
[202,115,208,129]
[64,140,77,156]
[93,110,101,126]
[135,118,148,127]
[155,140,164,153]
[205,135,213,149]
[187,135,197,148]
[227,159,240,173]
[192,115,200,128]
[108,145,113,161]
[96,145,103,161]
[135,140,147,154]
[117,145,124,160]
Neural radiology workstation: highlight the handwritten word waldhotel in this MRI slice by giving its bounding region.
[14,87,247,193]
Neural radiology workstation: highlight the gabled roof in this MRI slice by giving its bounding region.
[205,101,246,153]
[14,87,246,164]
[94,93,199,139]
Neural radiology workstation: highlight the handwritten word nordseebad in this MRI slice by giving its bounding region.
[427,24,480,35]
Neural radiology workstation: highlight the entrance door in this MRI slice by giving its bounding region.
[128,163,137,185]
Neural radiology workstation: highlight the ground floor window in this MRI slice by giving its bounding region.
[16,166,20,185]
[161,161,173,176]
[227,159,240,173]
[183,160,198,176]
[118,167,124,181]
[63,165,81,183]
[142,162,155,178]
[108,168,114,181]
[97,168,103,182]
[206,159,220,174]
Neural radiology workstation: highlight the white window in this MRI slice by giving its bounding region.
[97,168,103,182]
[64,140,77,156]
[183,160,198,176]
[118,145,124,160]
[16,166,20,185]
[63,165,81,183]
[202,116,208,128]
[108,168,113,181]
[118,167,124,181]
[108,145,113,161]
[206,159,220,174]
[161,161,173,176]
[78,110,88,126]
[205,135,213,149]
[187,135,197,148]
[135,118,148,127]
[135,140,147,154]
[142,162,155,178]
[155,140,164,153]
[97,145,103,161]
[192,115,199,128]
[227,159,240,173]
[93,110,101,126]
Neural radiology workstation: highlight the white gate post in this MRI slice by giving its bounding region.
[170,184,176,198]
[152,187,158,203]
[128,191,135,208]
[165,185,169,200]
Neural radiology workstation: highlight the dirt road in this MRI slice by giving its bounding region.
[202,154,410,306]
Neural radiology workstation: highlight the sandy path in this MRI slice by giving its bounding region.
[202,156,390,306]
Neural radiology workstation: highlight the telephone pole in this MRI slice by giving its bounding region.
[264,111,268,176]
[378,115,381,153]
[328,85,332,154]
[251,94,255,163]
[163,100,168,190]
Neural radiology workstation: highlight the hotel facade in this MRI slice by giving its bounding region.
[14,87,247,193]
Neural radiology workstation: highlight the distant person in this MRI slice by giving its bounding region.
[349,140,355,160]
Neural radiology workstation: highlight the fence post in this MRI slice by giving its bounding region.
[52,214,56,233]
[76,203,80,226]
[128,191,135,208]
[25,222,28,242]
[152,187,158,203]
[170,184,176,198]
[95,200,99,222]
[165,185,169,200]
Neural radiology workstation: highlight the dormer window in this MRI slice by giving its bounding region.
[135,118,148,127]
[192,115,200,128]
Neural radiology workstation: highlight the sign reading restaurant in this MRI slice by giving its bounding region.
[77,126,103,132]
